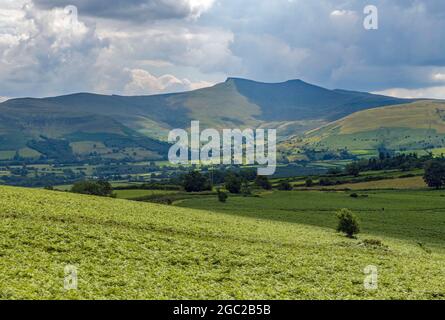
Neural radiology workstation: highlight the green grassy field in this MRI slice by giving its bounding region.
[287,100,445,155]
[0,186,444,299]
[114,189,177,200]
[318,176,427,190]
[178,190,445,251]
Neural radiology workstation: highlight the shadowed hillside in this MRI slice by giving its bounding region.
[0,78,413,162]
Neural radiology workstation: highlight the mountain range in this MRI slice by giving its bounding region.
[0,77,437,163]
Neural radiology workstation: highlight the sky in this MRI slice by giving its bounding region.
[1,0,445,99]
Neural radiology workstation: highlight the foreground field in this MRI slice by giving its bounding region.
[0,186,444,299]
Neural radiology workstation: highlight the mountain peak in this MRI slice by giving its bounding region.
[225,77,305,85]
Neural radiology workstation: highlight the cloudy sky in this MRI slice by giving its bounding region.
[1,0,445,99]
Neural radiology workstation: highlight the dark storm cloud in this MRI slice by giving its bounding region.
[33,0,208,21]
[198,0,445,92]
[2,0,445,98]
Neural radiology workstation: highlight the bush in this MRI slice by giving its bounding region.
[319,178,334,186]
[225,173,242,194]
[182,171,211,192]
[424,160,445,189]
[71,180,113,197]
[336,208,360,238]
[362,239,385,248]
[327,167,342,175]
[305,179,313,187]
[350,193,359,198]
[255,176,272,190]
[345,162,360,177]
[217,189,228,203]
[278,181,293,191]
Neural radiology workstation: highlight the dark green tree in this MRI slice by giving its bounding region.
[305,179,313,187]
[336,209,360,238]
[71,180,113,197]
[278,181,293,191]
[424,160,445,189]
[255,175,272,190]
[345,162,360,177]
[225,173,242,194]
[182,171,211,192]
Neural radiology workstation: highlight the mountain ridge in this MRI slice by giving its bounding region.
[0,78,417,162]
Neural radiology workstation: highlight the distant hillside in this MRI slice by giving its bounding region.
[295,100,445,157]
[0,78,412,162]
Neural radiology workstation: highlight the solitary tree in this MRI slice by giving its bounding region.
[424,160,445,189]
[336,209,360,238]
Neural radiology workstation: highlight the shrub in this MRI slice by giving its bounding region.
[319,178,334,186]
[327,167,342,175]
[255,176,272,190]
[225,173,242,194]
[305,179,313,187]
[424,160,445,189]
[350,193,359,198]
[362,239,385,248]
[336,208,360,238]
[345,162,360,177]
[71,180,113,197]
[217,189,228,203]
[182,171,211,192]
[278,181,293,191]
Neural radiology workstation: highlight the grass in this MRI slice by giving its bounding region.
[114,189,177,200]
[322,176,427,190]
[0,151,15,160]
[178,190,445,252]
[0,186,444,299]
[18,147,41,159]
[302,100,445,153]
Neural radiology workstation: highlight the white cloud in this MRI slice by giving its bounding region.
[188,0,215,19]
[124,69,212,95]
[330,10,356,17]
[374,86,445,99]
[433,73,445,82]
[102,26,237,73]
[0,1,106,96]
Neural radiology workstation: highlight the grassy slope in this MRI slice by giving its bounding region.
[114,189,177,200]
[1,186,444,299]
[295,100,445,152]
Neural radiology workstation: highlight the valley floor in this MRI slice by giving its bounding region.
[0,186,444,299]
